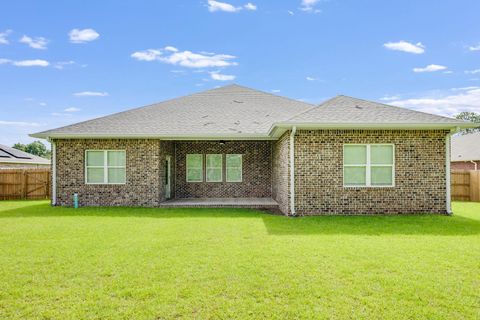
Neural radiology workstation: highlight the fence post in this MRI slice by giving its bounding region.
[21,170,27,199]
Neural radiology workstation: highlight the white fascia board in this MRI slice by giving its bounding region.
[268,122,478,138]
[0,160,50,165]
[29,133,276,140]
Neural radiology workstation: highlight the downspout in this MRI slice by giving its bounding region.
[445,127,458,215]
[289,126,297,216]
[51,139,57,206]
[470,160,478,171]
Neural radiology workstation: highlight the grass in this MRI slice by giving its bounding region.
[0,201,479,319]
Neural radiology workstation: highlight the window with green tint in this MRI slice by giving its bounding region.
[344,145,367,165]
[186,154,203,182]
[226,154,242,182]
[343,144,394,187]
[86,151,104,166]
[87,168,104,183]
[371,145,393,164]
[108,151,126,166]
[85,150,126,184]
[344,167,366,185]
[206,154,222,182]
[371,166,393,186]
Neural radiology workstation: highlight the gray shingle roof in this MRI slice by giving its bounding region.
[32,85,313,139]
[451,132,480,162]
[31,85,474,139]
[284,95,468,124]
[0,144,50,165]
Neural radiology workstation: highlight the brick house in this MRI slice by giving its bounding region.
[451,132,480,170]
[31,85,476,215]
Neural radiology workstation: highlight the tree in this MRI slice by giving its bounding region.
[455,112,480,134]
[12,140,51,159]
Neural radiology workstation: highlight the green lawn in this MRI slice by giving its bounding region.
[0,201,479,319]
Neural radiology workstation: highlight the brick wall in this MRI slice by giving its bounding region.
[272,132,290,214]
[294,130,449,215]
[54,139,173,207]
[174,141,272,198]
[451,161,480,170]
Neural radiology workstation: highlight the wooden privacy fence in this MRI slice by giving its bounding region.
[0,168,51,200]
[451,170,480,202]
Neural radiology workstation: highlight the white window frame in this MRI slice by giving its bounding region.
[186,154,203,183]
[206,154,223,182]
[226,154,243,183]
[85,150,126,185]
[343,144,395,188]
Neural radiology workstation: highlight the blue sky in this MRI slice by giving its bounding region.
[1,0,479,146]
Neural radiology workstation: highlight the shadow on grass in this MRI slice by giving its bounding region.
[1,202,479,236]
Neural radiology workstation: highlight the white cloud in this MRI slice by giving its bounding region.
[131,49,162,61]
[13,59,49,67]
[207,0,257,12]
[390,87,480,116]
[0,120,41,126]
[380,95,400,101]
[469,44,480,52]
[54,61,76,70]
[210,71,236,81]
[131,47,238,68]
[19,35,48,50]
[74,91,109,97]
[443,70,453,74]
[288,10,294,15]
[64,107,81,112]
[306,76,317,81]
[300,0,321,12]
[39,102,47,106]
[208,0,241,12]
[465,69,480,75]
[0,29,12,45]
[271,89,281,93]
[69,28,100,43]
[0,58,49,67]
[383,40,425,54]
[413,64,447,73]
[164,46,178,52]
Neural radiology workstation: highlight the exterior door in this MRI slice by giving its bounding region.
[165,156,172,199]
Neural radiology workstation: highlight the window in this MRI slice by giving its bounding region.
[85,150,126,184]
[226,154,242,182]
[206,154,222,182]
[343,144,394,187]
[186,154,203,182]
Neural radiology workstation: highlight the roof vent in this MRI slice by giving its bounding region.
[233,100,244,103]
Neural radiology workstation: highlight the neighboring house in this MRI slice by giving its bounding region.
[451,132,480,170]
[0,144,50,169]
[31,85,475,215]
